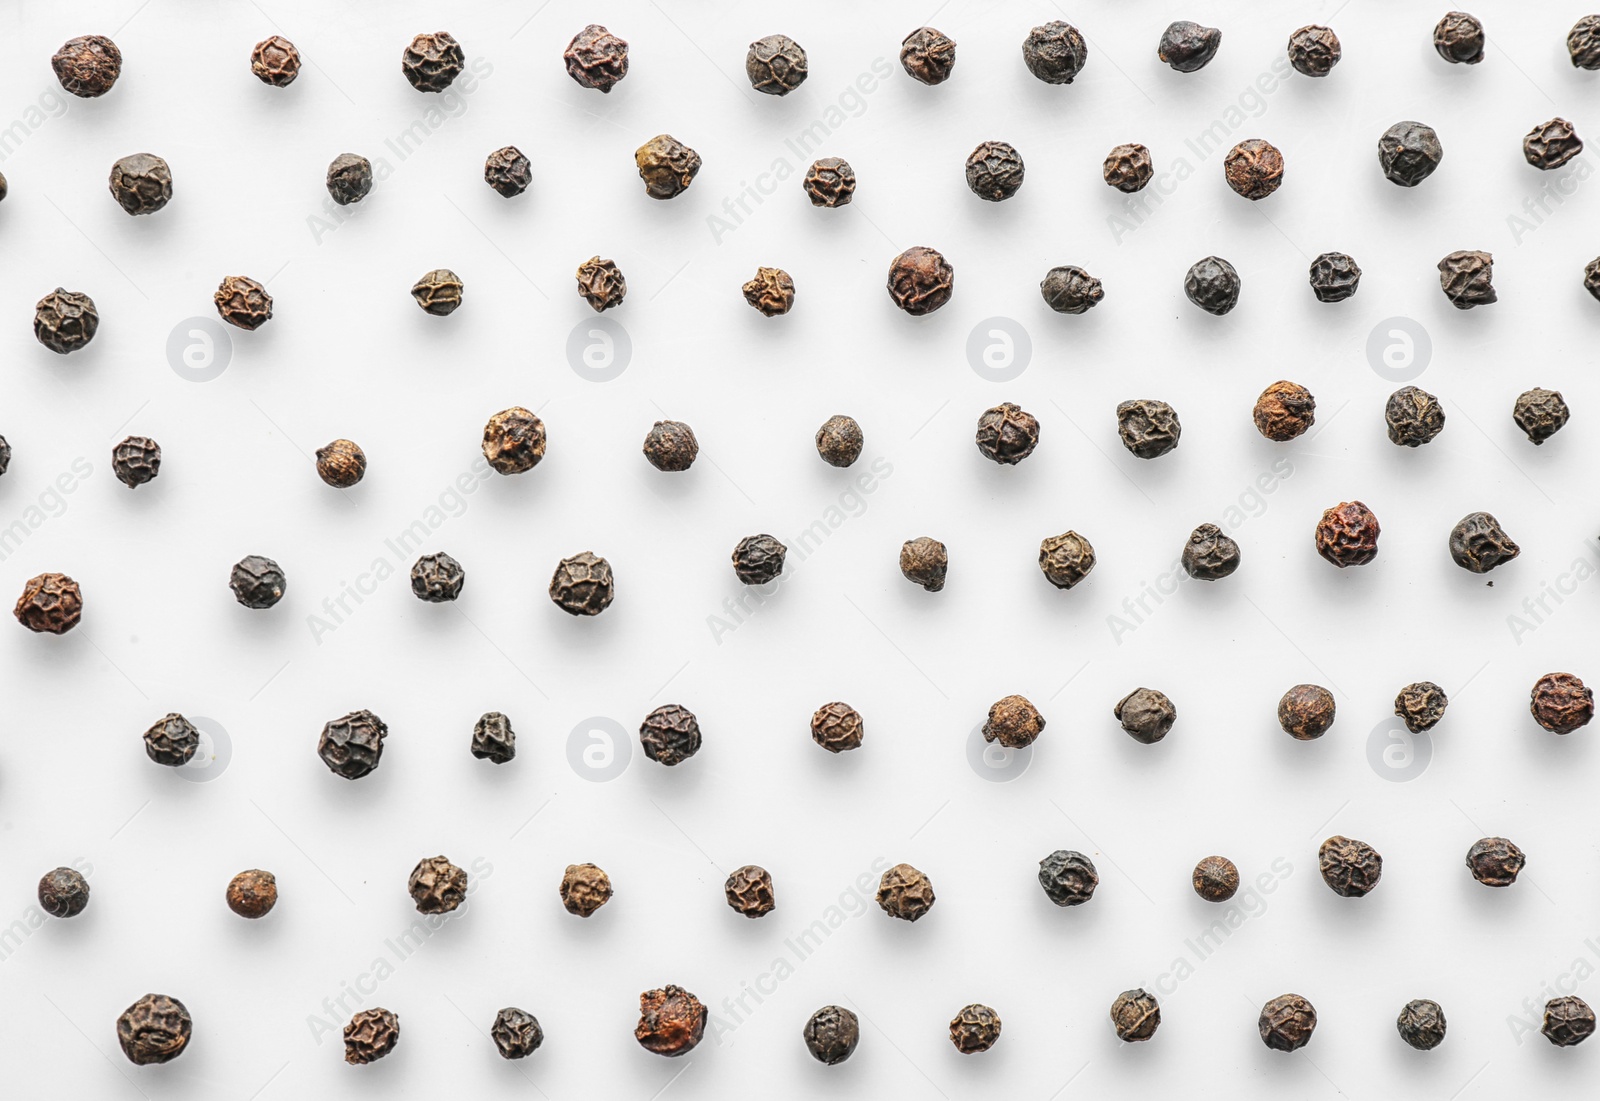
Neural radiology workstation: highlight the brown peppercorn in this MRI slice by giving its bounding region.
[877,863,935,921]
[38,867,90,918]
[635,134,701,200]
[1223,139,1284,200]
[112,435,161,488]
[1315,501,1381,568]
[1573,16,1600,68]
[643,420,698,471]
[325,153,373,206]
[408,855,467,914]
[1278,684,1336,740]
[1116,399,1180,458]
[117,994,192,1065]
[214,275,273,330]
[1319,835,1383,897]
[226,869,277,918]
[1434,11,1484,64]
[1385,386,1446,447]
[983,694,1044,749]
[410,552,463,602]
[640,704,702,766]
[1159,21,1222,72]
[1449,512,1519,573]
[1466,837,1525,887]
[1259,994,1317,1051]
[14,572,82,634]
[560,863,613,917]
[746,34,808,95]
[1397,999,1448,1050]
[484,146,531,198]
[1103,143,1153,193]
[732,535,786,585]
[1287,25,1341,77]
[482,407,546,474]
[1524,118,1584,171]
[975,402,1039,464]
[471,711,515,763]
[316,439,366,487]
[230,555,287,610]
[1543,996,1596,1047]
[549,552,615,616]
[411,269,463,316]
[900,537,948,592]
[109,153,172,216]
[1530,672,1594,734]
[34,288,99,354]
[251,35,301,86]
[965,140,1025,202]
[317,709,388,779]
[1022,21,1089,84]
[742,267,795,316]
[1512,387,1570,444]
[803,1005,860,1064]
[1109,989,1160,1042]
[949,1004,1002,1053]
[1039,531,1096,590]
[1439,250,1496,309]
[802,158,855,207]
[344,1007,400,1064]
[491,1008,543,1059]
[1038,850,1099,906]
[563,24,628,92]
[1253,381,1315,441]
[1182,524,1241,581]
[1394,681,1449,733]
[886,246,954,316]
[144,713,199,766]
[811,701,864,753]
[635,986,707,1057]
[401,31,464,92]
[724,865,775,918]
[53,35,122,98]
[575,256,626,311]
[1192,856,1240,902]
[815,415,863,467]
[1040,265,1104,313]
[900,27,956,85]
[1114,687,1177,744]
[1309,251,1362,302]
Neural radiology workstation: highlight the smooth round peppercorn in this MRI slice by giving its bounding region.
[1379,121,1444,187]
[1260,994,1317,1051]
[950,1004,1001,1053]
[1397,999,1447,1050]
[1184,256,1241,315]
[1439,250,1496,309]
[1038,850,1098,906]
[411,269,462,315]
[640,704,702,766]
[635,986,707,1057]
[1309,252,1361,302]
[1192,856,1239,902]
[1434,12,1484,64]
[1466,837,1525,887]
[325,153,373,206]
[316,439,366,487]
[471,711,515,763]
[877,863,935,921]
[214,275,273,330]
[1524,118,1584,170]
[563,24,628,92]
[576,256,626,311]
[1022,21,1088,84]
[1395,681,1449,733]
[1530,672,1593,734]
[965,140,1025,202]
[1182,524,1241,581]
[815,414,863,467]
[344,1007,400,1064]
[408,855,467,914]
[886,246,954,315]
[251,35,301,86]
[1159,21,1221,71]
[484,146,531,197]
[1288,25,1340,76]
[38,867,90,918]
[1040,265,1104,313]
[643,420,699,472]
[803,1005,859,1064]
[984,694,1044,749]
[1278,684,1336,740]
[318,709,388,779]
[1319,835,1382,897]
[1513,387,1569,444]
[144,712,200,767]
[549,552,615,616]
[1102,143,1153,192]
[230,555,286,609]
[743,267,795,316]
[900,27,956,85]
[732,535,786,585]
[34,288,99,354]
[1253,381,1315,441]
[117,995,192,1066]
[1116,399,1180,458]
[482,407,546,474]
[1223,139,1284,200]
[53,35,122,98]
[811,701,864,753]
[491,1008,543,1059]
[1385,386,1446,447]
[1114,687,1177,744]
[900,537,948,592]
[410,552,464,602]
[14,572,82,634]
[975,402,1039,465]
[746,34,807,95]
[1571,16,1600,68]
[1315,501,1381,568]
[1110,989,1160,1042]
[402,31,464,92]
[1448,512,1519,573]
[1039,531,1096,590]
[725,865,775,918]
[226,869,277,918]
[560,863,612,917]
[109,153,172,216]
[112,435,161,488]
[635,134,701,200]
[802,158,855,207]
[1543,997,1596,1047]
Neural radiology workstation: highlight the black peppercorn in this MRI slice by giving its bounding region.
[1308,252,1361,302]
[1038,850,1098,906]
[230,555,287,609]
[1397,999,1447,1050]
[1543,997,1596,1047]
[215,275,273,330]
[1192,855,1239,902]
[1319,835,1382,897]
[226,869,277,918]
[877,863,935,921]
[484,146,531,197]
[410,552,464,602]
[1449,512,1518,573]
[1040,265,1104,313]
[975,402,1039,465]
[144,712,200,767]
[901,27,956,85]
[635,986,707,1057]
[38,867,90,918]
[576,256,626,311]
[1102,143,1153,192]
[1022,21,1088,84]
[635,134,701,200]
[1439,250,1495,309]
[1116,399,1180,458]
[1379,121,1444,187]
[1114,688,1176,744]
[1466,837,1524,887]
[1184,256,1241,315]
[1571,16,1600,68]
[1110,989,1160,1042]
[109,153,172,216]
[965,140,1025,202]
[34,288,99,354]
[983,694,1044,749]
[815,415,863,467]
[408,855,467,914]
[1260,994,1317,1051]
[900,537,948,592]
[112,435,161,488]
[482,407,546,474]
[732,535,786,585]
[318,709,388,779]
[325,153,373,206]
[1315,501,1380,568]
[1182,524,1241,581]
[1278,684,1336,740]
[14,572,82,634]
[639,704,702,766]
[549,552,615,616]
[560,863,613,917]
[811,701,864,753]
[1288,25,1341,76]
[1385,386,1446,447]
[412,269,462,315]
[950,1005,1001,1053]
[316,439,366,487]
[1524,118,1584,170]
[53,35,122,98]
[1223,139,1284,200]
[492,1008,543,1059]
[803,1005,859,1064]
[644,420,698,471]
[747,34,807,95]
[743,267,795,316]
[725,865,775,918]
[1254,381,1315,441]
[1434,12,1484,64]
[117,995,192,1065]
[402,31,464,92]
[345,1007,400,1064]
[886,246,954,315]
[563,24,628,92]
[1512,387,1569,444]
[1159,21,1221,72]
[471,711,515,763]
[1531,672,1593,734]
[0,435,10,476]
[1395,681,1449,733]
[802,158,855,207]
[251,36,301,86]
[1039,531,1096,590]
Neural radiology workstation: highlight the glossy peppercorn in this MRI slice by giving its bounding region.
[117,995,192,1065]
[482,407,546,474]
[1039,531,1096,589]
[975,402,1039,464]
[560,863,613,917]
[1543,997,1596,1046]
[886,246,954,315]
[877,863,935,921]
[725,865,775,918]
[1103,143,1153,192]
[411,552,464,602]
[34,288,98,353]
[1319,835,1382,897]
[484,146,531,197]
[1570,16,1600,68]
[965,140,1025,201]
[402,32,464,92]
[1116,399,1180,458]
[815,415,863,467]
[803,1005,859,1064]
[901,27,955,85]
[38,867,90,917]
[1192,856,1239,902]
[1309,252,1361,302]
[344,1007,400,1064]
[643,420,698,471]
[1466,837,1525,887]
[251,36,301,86]
[563,25,628,92]
[471,711,515,763]
[576,256,626,311]
[1184,256,1240,314]
[1022,21,1088,84]
[803,158,855,206]
[1513,387,1569,444]
[949,1005,1001,1053]
[746,34,807,95]
[639,704,702,766]
[1379,121,1443,186]
[215,275,273,330]
[109,154,172,215]
[1040,265,1103,313]
[900,537,948,592]
[1530,672,1593,734]
[1260,994,1317,1051]
[112,435,161,487]
[1159,21,1221,71]
[1434,12,1484,64]
[1182,524,1241,581]
[1439,250,1495,309]
[1448,512,1518,573]
[1397,999,1447,1050]
[14,572,82,634]
[1288,25,1341,76]
[549,552,614,616]
[1385,387,1446,447]
[743,267,795,316]
[1524,118,1584,170]
[1114,687,1176,744]
[492,1008,543,1059]
[984,694,1044,749]
[1223,139,1284,200]
[226,869,277,918]
[53,36,121,98]
[144,713,200,766]
[325,153,373,206]
[1278,684,1335,740]
[408,855,467,914]
[1110,989,1160,1042]
[811,701,864,753]
[318,709,388,779]
[412,269,463,315]
[1395,682,1449,733]
[230,555,287,609]
[635,135,701,199]
[1038,850,1098,906]
[732,535,786,585]
[1315,501,1380,568]
[316,439,366,487]
[1254,381,1315,441]
[635,986,707,1056]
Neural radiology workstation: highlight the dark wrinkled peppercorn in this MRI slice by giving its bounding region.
[1449,512,1518,573]
[325,153,373,206]
[1524,118,1584,170]
[549,552,615,616]
[53,35,121,98]
[743,267,795,316]
[636,986,706,1056]
[1038,850,1098,906]
[1571,16,1600,68]
[1434,12,1484,64]
[14,572,82,634]
[1182,524,1241,581]
[471,711,515,763]
[1116,399,1180,458]
[965,140,1025,202]
[1288,25,1340,76]
[560,863,613,917]
[1279,684,1336,740]
[484,146,531,197]
[901,27,956,85]
[1192,855,1239,902]
[1309,252,1361,302]
[409,855,467,914]
[575,256,626,311]
[950,1005,1001,1053]
[1110,990,1160,1042]
[1397,999,1447,1050]
[482,407,546,474]
[1531,672,1593,734]
[316,439,366,487]
[1320,835,1382,897]
[112,435,161,487]
[900,537,948,592]
[877,863,935,921]
[635,135,701,199]
[345,1007,400,1064]
[215,275,273,330]
[811,701,864,753]
[118,994,192,1065]
[643,420,698,471]
[410,552,464,602]
[0,435,9,476]
[747,34,807,95]
[1379,121,1444,187]
[802,157,855,207]
[732,535,786,585]
[1260,995,1317,1051]
[886,246,954,315]
[1586,258,1600,300]
[803,1005,859,1064]
[1395,681,1449,733]
[318,709,388,779]
[1385,386,1446,447]
[492,1008,543,1059]
[109,153,172,216]
[230,555,286,609]
[34,288,98,354]
[1040,265,1104,313]
[815,414,863,467]
[1253,381,1315,441]
[640,704,702,766]
[1466,837,1524,887]
[1040,531,1096,589]
[1102,143,1153,193]
[1159,21,1221,71]
[1316,501,1381,568]
[1513,387,1569,444]
[1439,250,1495,309]
[1115,688,1176,744]
[563,25,628,92]
[1022,21,1088,84]
[412,269,462,315]
[226,869,277,918]
[1543,997,1596,1046]
[984,694,1044,748]
[975,402,1039,465]
[39,867,90,917]
[725,865,775,918]
[144,712,200,767]
[251,35,301,86]
[1224,139,1284,200]
[1184,256,1241,315]
[402,32,464,92]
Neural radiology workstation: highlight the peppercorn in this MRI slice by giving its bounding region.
[117,995,192,1065]
[344,1007,400,1064]
[1253,381,1315,441]
[482,407,546,474]
[1308,252,1361,302]
[214,275,273,330]
[1465,836,1524,887]
[1260,995,1317,1051]
[1449,512,1518,573]
[1159,21,1221,71]
[1379,121,1444,187]
[1114,688,1176,744]
[144,712,200,767]
[1394,681,1449,733]
[1439,250,1495,309]
[1397,999,1447,1050]
[1544,997,1596,1046]
[1184,256,1241,315]
[635,135,701,200]
[877,863,935,921]
[1039,531,1096,590]
[484,146,531,197]
[471,711,515,763]
[886,246,954,315]
[109,153,172,216]
[901,27,955,84]
[1278,685,1336,740]
[983,694,1044,749]
[732,535,786,585]
[1524,118,1584,170]
[639,704,702,766]
[230,555,287,609]
[34,288,98,353]
[492,1008,543,1059]
[815,415,863,467]
[38,867,90,918]
[325,153,373,206]
[226,869,277,918]
[803,158,855,207]
[975,402,1040,465]
[1116,399,1180,458]
[408,855,467,914]
[743,267,795,316]
[965,141,1025,202]
[560,863,613,917]
[1530,672,1593,734]
[402,31,464,92]
[0,435,9,476]
[1586,257,1600,300]
[1288,25,1340,76]
[112,435,161,487]
[1319,835,1382,897]
[811,701,864,753]
[1315,501,1380,568]
[1022,21,1088,84]
[1571,16,1600,68]
[644,420,698,471]
[251,35,301,86]
[316,439,366,487]
[1192,856,1239,902]
[724,865,775,918]
[411,269,462,315]
[53,35,121,98]
[549,552,614,616]
[747,34,807,95]
[575,256,626,311]
[0,173,7,202]
[1512,387,1569,444]
[318,709,388,779]
[14,572,82,634]
[1182,524,1241,581]
[407,552,463,603]
[900,537,948,593]
[635,986,706,1056]
[803,1005,859,1064]
[1385,386,1446,447]
[1224,139,1284,200]
[1434,12,1484,64]
[563,25,628,92]
[1102,143,1153,192]
[950,1005,1001,1053]
[1038,850,1098,906]
[1040,265,1104,313]
[1110,989,1160,1042]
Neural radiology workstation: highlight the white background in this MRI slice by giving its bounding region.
[0,0,1598,1097]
